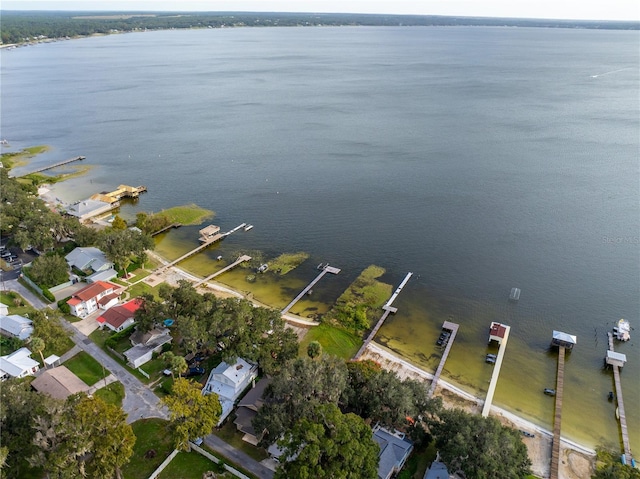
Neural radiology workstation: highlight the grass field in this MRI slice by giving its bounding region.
[64,351,108,386]
[1,145,49,169]
[157,204,215,226]
[298,323,362,359]
[158,451,229,479]
[0,291,33,316]
[267,252,310,275]
[94,381,125,407]
[122,419,173,479]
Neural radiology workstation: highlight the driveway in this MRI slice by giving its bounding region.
[73,310,102,336]
[52,282,88,302]
[2,278,50,309]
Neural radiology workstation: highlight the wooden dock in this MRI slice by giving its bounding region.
[354,272,413,359]
[281,264,341,314]
[481,324,511,417]
[194,255,252,287]
[550,346,566,479]
[13,155,85,177]
[427,321,459,398]
[150,223,182,237]
[607,333,633,465]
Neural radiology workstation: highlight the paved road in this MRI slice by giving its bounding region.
[203,435,275,479]
[3,280,168,423]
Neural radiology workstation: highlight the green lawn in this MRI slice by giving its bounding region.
[158,451,229,479]
[94,381,125,408]
[127,280,161,300]
[212,417,269,462]
[298,323,362,359]
[122,419,174,479]
[0,291,34,316]
[64,351,108,386]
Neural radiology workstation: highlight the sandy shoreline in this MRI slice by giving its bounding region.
[143,249,596,477]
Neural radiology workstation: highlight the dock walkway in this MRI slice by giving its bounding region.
[481,324,511,417]
[607,332,633,465]
[427,321,459,398]
[13,155,85,177]
[150,223,182,237]
[194,255,252,288]
[354,272,413,359]
[281,265,340,314]
[550,346,566,479]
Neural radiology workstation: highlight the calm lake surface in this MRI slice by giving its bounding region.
[2,26,638,449]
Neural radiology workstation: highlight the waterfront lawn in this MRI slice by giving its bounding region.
[64,351,108,386]
[94,381,125,407]
[127,280,161,300]
[122,419,173,479]
[212,417,269,462]
[158,204,214,226]
[0,291,33,316]
[158,451,229,479]
[298,323,361,360]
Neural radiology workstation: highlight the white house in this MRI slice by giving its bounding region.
[123,327,172,368]
[0,314,34,340]
[372,425,414,479]
[65,247,117,283]
[0,347,40,380]
[202,358,258,425]
[66,281,122,318]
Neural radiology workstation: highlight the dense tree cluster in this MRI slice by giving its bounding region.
[592,448,640,479]
[1,381,135,479]
[2,11,636,44]
[135,281,298,375]
[25,254,69,288]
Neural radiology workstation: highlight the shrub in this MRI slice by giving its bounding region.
[57,296,71,314]
[42,288,55,302]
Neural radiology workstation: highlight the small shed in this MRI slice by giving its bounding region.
[199,224,220,242]
[551,330,577,350]
[44,354,61,368]
[489,322,508,345]
[605,350,627,369]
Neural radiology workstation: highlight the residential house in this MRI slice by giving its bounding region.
[233,377,271,445]
[65,246,117,283]
[31,366,89,400]
[0,348,40,380]
[66,281,122,318]
[372,425,414,479]
[0,314,34,340]
[424,458,452,479]
[66,199,117,223]
[96,298,142,332]
[124,327,172,368]
[202,358,258,425]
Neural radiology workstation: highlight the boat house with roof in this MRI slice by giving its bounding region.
[551,330,577,351]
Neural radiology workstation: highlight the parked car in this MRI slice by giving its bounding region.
[544,388,556,396]
[182,367,205,378]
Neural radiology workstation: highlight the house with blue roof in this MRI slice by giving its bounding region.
[372,425,414,479]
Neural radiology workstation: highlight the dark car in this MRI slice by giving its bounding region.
[544,388,556,396]
[182,367,205,378]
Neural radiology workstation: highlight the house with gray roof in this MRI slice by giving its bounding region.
[65,247,113,273]
[424,459,452,479]
[66,199,117,222]
[0,348,40,380]
[0,314,34,340]
[372,425,414,479]
[124,327,172,368]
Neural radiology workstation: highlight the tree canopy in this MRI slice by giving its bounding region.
[162,378,222,451]
[592,448,640,479]
[430,408,532,479]
[26,254,69,288]
[274,403,379,479]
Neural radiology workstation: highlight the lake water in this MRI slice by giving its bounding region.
[2,26,638,450]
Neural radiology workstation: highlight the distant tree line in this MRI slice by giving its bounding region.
[2,10,638,44]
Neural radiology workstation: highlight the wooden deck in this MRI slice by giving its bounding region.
[481,324,511,417]
[550,346,566,479]
[150,223,182,237]
[427,321,459,398]
[194,255,252,287]
[281,264,341,314]
[13,155,85,177]
[607,333,633,465]
[354,272,413,359]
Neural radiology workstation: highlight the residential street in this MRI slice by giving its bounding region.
[203,435,275,479]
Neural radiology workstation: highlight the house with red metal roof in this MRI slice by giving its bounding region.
[96,298,142,332]
[66,281,123,318]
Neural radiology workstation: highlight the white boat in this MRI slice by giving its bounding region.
[257,263,268,273]
[509,287,521,301]
[614,319,630,341]
[244,224,254,231]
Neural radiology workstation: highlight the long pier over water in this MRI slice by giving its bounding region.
[281,264,341,314]
[606,332,633,465]
[427,321,459,398]
[194,255,252,288]
[12,156,85,177]
[481,323,511,417]
[354,272,413,359]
